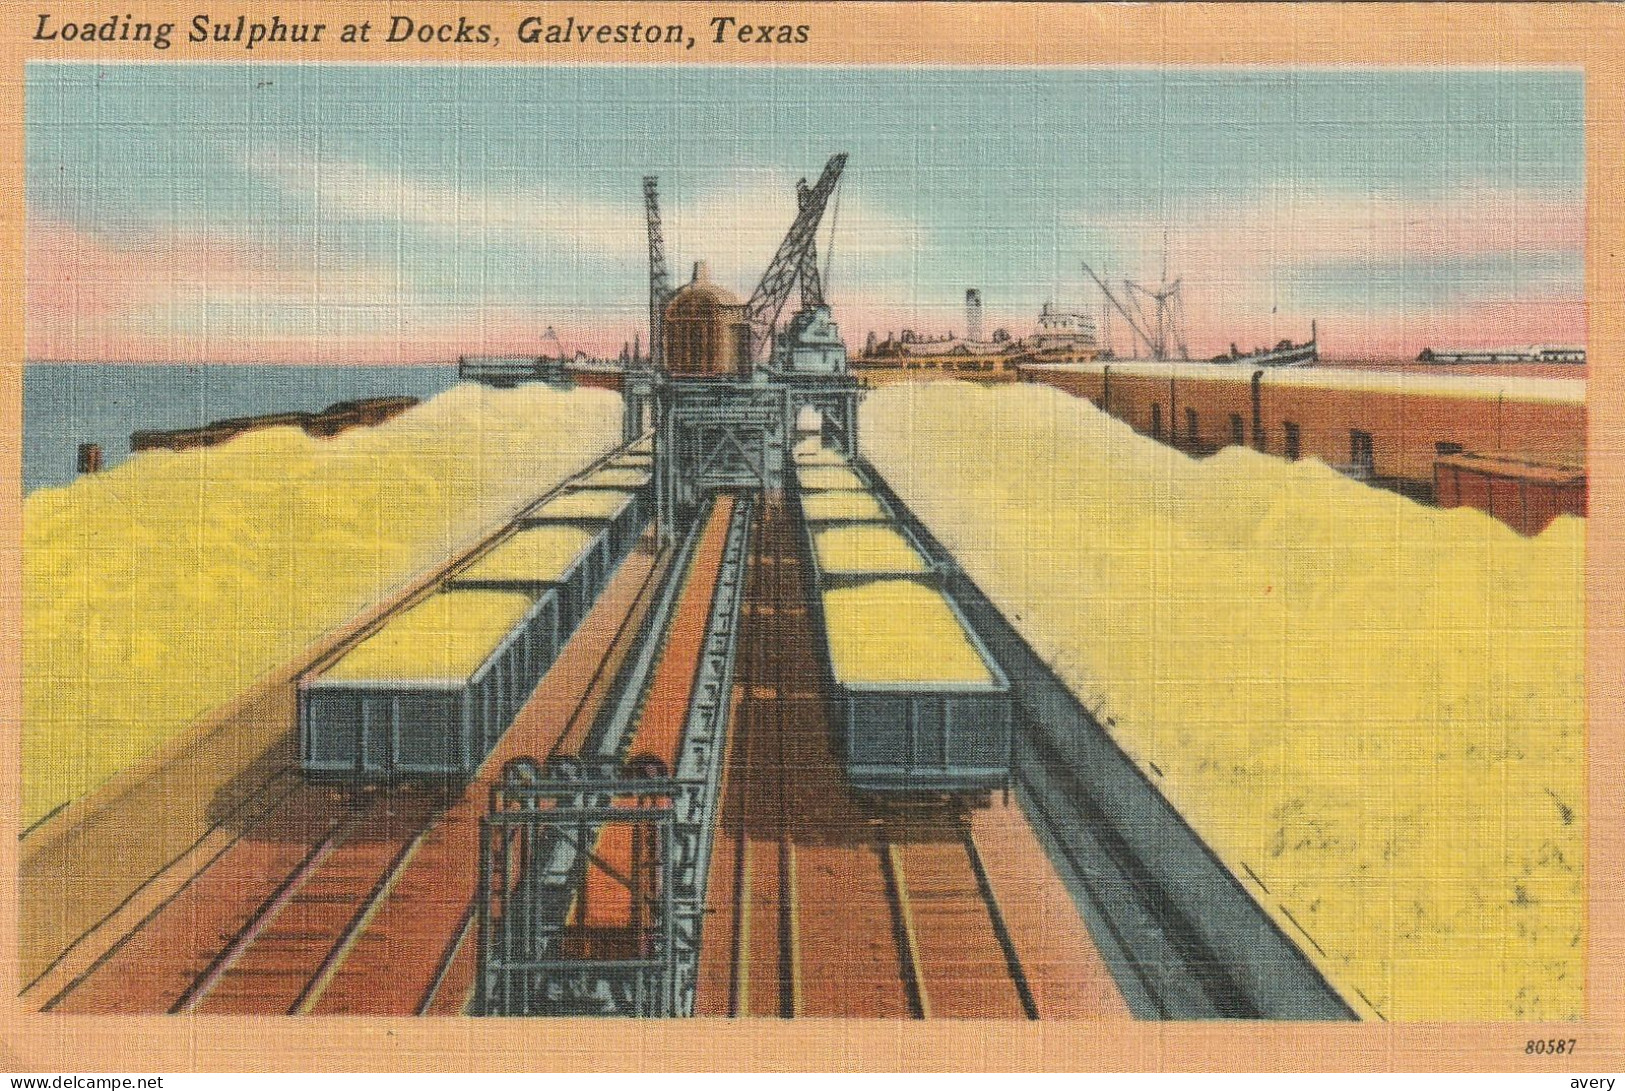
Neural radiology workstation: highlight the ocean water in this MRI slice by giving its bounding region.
[23,363,460,494]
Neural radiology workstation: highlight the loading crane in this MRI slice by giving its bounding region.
[743,153,847,362]
[1084,260,1189,362]
[643,175,672,372]
[643,154,861,540]
[622,176,670,440]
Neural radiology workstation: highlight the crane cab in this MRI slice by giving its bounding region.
[769,305,848,376]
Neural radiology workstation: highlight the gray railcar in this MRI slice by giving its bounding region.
[812,578,1013,795]
[300,588,558,779]
[446,523,611,639]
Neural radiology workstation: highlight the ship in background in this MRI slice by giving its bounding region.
[1417,343,1585,365]
[853,295,1104,376]
[1207,323,1319,367]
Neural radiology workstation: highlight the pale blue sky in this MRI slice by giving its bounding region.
[26,64,1583,360]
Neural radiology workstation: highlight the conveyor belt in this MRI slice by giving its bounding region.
[36,445,663,1015]
[695,494,1121,1019]
[475,494,754,1016]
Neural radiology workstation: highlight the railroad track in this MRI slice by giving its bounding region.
[172,788,446,1016]
[704,494,1046,1020]
[43,780,413,1014]
[39,497,672,1016]
[863,458,1356,1021]
[873,807,1038,1020]
[44,768,476,1016]
[37,772,317,1012]
[726,497,800,1017]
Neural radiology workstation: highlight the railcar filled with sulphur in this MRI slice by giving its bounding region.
[299,444,654,783]
[790,448,1014,797]
[447,523,611,636]
[299,588,557,778]
[522,487,644,562]
[814,576,1013,795]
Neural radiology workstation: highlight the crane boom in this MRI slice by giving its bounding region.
[1125,276,1188,361]
[1123,279,1159,357]
[795,178,826,311]
[643,175,672,370]
[745,153,848,361]
[1083,262,1155,357]
[1167,280,1189,360]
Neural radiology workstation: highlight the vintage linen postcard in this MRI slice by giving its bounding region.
[0,1,1621,1074]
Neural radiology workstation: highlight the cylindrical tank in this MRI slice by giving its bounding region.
[662,261,751,377]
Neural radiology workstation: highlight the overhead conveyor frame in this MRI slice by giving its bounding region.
[474,495,756,1017]
[477,768,682,1017]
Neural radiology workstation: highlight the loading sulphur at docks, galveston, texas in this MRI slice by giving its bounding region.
[20,154,1583,1022]
[29,13,809,50]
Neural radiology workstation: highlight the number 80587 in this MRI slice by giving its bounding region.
[1525,1039,1577,1055]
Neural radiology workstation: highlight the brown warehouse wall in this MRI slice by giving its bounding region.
[1019,364,1586,486]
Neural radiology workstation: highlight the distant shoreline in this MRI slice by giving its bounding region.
[23,359,463,368]
[22,363,461,493]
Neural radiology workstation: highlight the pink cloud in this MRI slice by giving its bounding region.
[27,220,419,362]
[1314,299,1586,361]
[1081,187,1585,359]
[30,217,649,363]
[27,222,161,317]
[26,220,384,312]
[1177,186,1582,268]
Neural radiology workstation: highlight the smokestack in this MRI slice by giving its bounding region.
[965,288,984,343]
[693,260,709,284]
[77,442,103,475]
